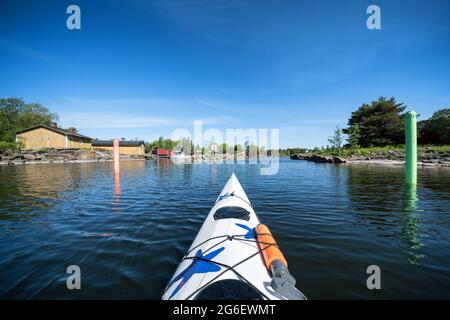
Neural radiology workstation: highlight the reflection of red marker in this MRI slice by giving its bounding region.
[112,139,121,206]
[113,139,120,174]
[96,233,113,237]
[114,172,120,196]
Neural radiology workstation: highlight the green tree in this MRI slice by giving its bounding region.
[219,143,228,154]
[346,123,361,149]
[157,136,164,148]
[344,97,406,147]
[144,142,152,153]
[419,108,450,144]
[246,143,258,157]
[0,98,58,142]
[432,109,450,144]
[162,138,176,150]
[258,145,266,156]
[145,137,180,153]
[234,144,244,154]
[286,147,308,156]
[175,137,193,155]
[328,126,344,156]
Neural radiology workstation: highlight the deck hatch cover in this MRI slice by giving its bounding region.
[213,206,250,221]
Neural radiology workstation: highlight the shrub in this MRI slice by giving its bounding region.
[0,141,17,153]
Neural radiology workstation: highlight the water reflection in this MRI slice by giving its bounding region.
[118,160,145,175]
[0,163,96,222]
[401,183,424,264]
[16,163,95,197]
[420,168,450,194]
[346,166,404,212]
[1,160,450,299]
[403,183,418,212]
[112,172,121,207]
[346,166,426,264]
[111,160,146,211]
[156,158,171,170]
[210,162,217,184]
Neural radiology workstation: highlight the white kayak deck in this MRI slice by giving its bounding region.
[162,173,296,300]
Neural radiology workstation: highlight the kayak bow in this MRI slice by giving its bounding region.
[162,172,306,300]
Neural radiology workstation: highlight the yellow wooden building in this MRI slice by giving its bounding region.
[16,124,92,150]
[92,140,145,155]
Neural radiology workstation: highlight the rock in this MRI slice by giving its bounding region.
[332,156,346,164]
[78,153,90,160]
[305,155,332,163]
[10,160,25,165]
[291,154,346,164]
[23,154,36,160]
[59,153,75,160]
[421,162,435,167]
[11,153,24,160]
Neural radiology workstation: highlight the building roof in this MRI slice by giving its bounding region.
[92,140,145,147]
[16,124,92,140]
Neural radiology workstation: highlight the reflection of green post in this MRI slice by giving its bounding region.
[402,183,422,264]
[405,111,417,185]
[404,183,417,211]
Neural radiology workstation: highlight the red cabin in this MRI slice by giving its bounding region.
[152,148,171,158]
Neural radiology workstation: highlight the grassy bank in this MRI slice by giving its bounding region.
[309,145,450,160]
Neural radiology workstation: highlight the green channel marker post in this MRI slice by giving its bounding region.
[405,111,417,185]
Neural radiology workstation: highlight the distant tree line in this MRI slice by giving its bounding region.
[146,138,267,156]
[287,97,450,156]
[3,96,449,155]
[145,136,180,152]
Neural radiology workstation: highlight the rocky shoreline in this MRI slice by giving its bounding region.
[290,154,347,164]
[290,151,450,167]
[3,148,449,168]
[0,149,144,166]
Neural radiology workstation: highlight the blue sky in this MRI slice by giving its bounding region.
[1,0,449,148]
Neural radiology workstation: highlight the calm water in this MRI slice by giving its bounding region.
[1,159,449,299]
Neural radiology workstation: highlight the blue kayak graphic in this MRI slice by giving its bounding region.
[217,192,231,201]
[235,223,256,239]
[167,246,225,299]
